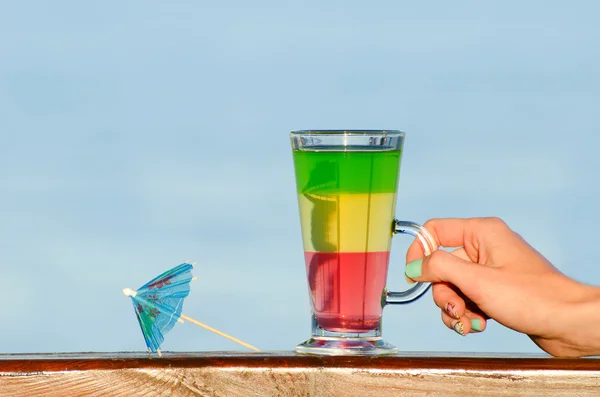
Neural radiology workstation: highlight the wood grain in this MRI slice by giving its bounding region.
[1,352,599,396]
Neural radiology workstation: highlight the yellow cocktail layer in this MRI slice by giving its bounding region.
[297,193,396,253]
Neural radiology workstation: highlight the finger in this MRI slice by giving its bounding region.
[405,250,490,300]
[441,310,474,336]
[464,309,487,333]
[406,218,471,263]
[432,282,464,320]
[405,247,471,285]
[430,248,472,316]
[406,217,510,263]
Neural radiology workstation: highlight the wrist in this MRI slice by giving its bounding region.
[559,284,600,357]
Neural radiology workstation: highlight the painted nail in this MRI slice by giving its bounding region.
[451,320,465,336]
[471,319,482,332]
[446,303,460,319]
[405,259,423,279]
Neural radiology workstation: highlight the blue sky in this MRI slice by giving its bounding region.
[1,1,599,354]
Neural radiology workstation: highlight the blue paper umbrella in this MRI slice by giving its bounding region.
[123,262,195,356]
[123,262,259,356]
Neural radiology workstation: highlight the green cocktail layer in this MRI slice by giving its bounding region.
[292,150,402,194]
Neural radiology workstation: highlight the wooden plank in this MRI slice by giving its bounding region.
[0,352,599,396]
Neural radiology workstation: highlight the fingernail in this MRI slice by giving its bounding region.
[405,259,423,279]
[471,319,482,332]
[446,303,460,319]
[451,320,465,336]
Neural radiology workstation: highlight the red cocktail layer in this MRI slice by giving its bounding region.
[305,251,389,332]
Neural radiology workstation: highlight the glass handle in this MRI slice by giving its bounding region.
[385,219,438,305]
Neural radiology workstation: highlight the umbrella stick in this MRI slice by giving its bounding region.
[179,314,260,352]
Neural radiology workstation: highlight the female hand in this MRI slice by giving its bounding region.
[405,217,600,357]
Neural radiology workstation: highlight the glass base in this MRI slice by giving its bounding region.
[295,336,398,356]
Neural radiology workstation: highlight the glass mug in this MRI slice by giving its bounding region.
[290,130,437,356]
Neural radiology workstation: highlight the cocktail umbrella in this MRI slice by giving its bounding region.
[123,262,259,356]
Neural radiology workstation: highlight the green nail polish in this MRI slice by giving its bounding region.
[405,259,423,279]
[471,319,482,332]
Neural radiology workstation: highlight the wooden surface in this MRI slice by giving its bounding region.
[1,352,599,396]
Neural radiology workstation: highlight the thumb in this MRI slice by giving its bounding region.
[405,250,489,297]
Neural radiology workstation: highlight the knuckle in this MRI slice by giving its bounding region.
[472,216,509,234]
[422,219,441,235]
[484,216,508,229]
[422,219,439,230]
[426,250,446,274]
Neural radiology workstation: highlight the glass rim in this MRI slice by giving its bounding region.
[290,129,404,137]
